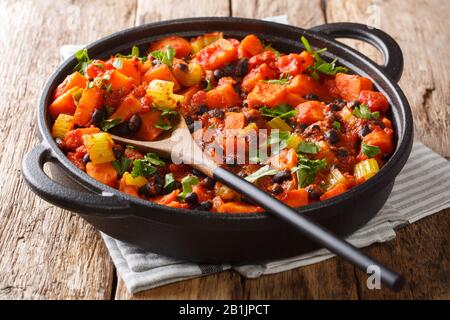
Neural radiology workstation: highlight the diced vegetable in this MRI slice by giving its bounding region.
[218,202,264,213]
[268,148,298,171]
[194,38,238,70]
[358,90,389,112]
[49,86,80,119]
[86,162,118,187]
[335,73,373,101]
[143,64,181,91]
[135,109,165,141]
[287,74,321,97]
[83,132,116,165]
[149,36,191,58]
[73,86,104,126]
[326,167,348,190]
[267,117,293,132]
[320,183,347,201]
[354,158,379,182]
[109,94,142,121]
[295,101,325,125]
[241,63,277,92]
[286,133,302,149]
[279,189,308,207]
[172,61,202,87]
[122,172,148,188]
[206,83,240,109]
[113,57,141,84]
[190,32,223,54]
[362,129,394,155]
[52,114,75,139]
[53,72,88,99]
[225,112,246,130]
[106,70,134,91]
[246,82,287,108]
[240,34,264,56]
[146,79,184,109]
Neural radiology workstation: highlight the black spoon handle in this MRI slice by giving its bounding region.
[213,167,405,291]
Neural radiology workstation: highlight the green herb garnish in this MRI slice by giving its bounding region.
[130,152,165,178]
[361,142,381,158]
[266,130,291,150]
[292,157,327,188]
[112,157,132,176]
[163,173,176,193]
[297,141,319,154]
[301,36,348,80]
[178,175,200,199]
[150,46,175,67]
[261,74,290,85]
[353,103,380,120]
[204,79,213,91]
[245,165,278,183]
[260,103,298,119]
[333,121,341,130]
[143,152,165,166]
[155,120,172,131]
[100,118,122,132]
[73,48,92,76]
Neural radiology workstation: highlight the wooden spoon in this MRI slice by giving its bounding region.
[111,117,405,291]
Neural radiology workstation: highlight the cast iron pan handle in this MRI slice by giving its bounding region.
[310,23,404,82]
[22,143,130,217]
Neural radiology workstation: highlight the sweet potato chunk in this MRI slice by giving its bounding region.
[86,162,118,187]
[335,73,373,101]
[246,82,287,108]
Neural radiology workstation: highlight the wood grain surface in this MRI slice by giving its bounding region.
[0,0,448,300]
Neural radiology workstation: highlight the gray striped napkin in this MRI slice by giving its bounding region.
[61,15,450,294]
[101,140,450,293]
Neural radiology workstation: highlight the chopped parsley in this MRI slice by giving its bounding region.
[100,118,122,132]
[73,48,92,76]
[292,157,327,188]
[112,157,132,176]
[178,175,200,199]
[245,165,278,183]
[163,173,176,193]
[333,121,341,130]
[261,74,290,85]
[297,141,319,154]
[150,46,175,67]
[260,103,298,119]
[301,36,348,80]
[353,104,380,120]
[361,142,381,158]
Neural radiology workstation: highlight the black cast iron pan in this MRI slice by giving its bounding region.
[22,18,413,264]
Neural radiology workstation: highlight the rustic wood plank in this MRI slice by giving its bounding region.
[135,0,230,25]
[0,0,136,299]
[231,0,326,29]
[326,0,450,299]
[113,0,238,300]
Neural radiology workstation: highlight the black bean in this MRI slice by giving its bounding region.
[55,138,65,148]
[185,116,194,125]
[82,153,90,164]
[209,109,225,119]
[110,122,130,136]
[329,103,342,112]
[200,79,209,90]
[196,105,209,115]
[213,69,223,81]
[336,148,349,157]
[192,169,206,178]
[222,64,235,76]
[235,58,248,77]
[187,122,195,133]
[139,180,163,198]
[176,62,188,73]
[360,125,371,137]
[311,124,321,131]
[271,183,284,195]
[204,177,216,190]
[272,170,292,183]
[324,129,340,144]
[348,100,359,109]
[197,201,213,211]
[91,106,106,126]
[184,192,199,207]
[112,146,124,159]
[305,185,322,200]
[127,114,141,134]
[305,93,320,101]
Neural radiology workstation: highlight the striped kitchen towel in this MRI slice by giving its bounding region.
[101,139,450,293]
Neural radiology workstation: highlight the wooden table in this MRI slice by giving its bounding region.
[0,0,448,299]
